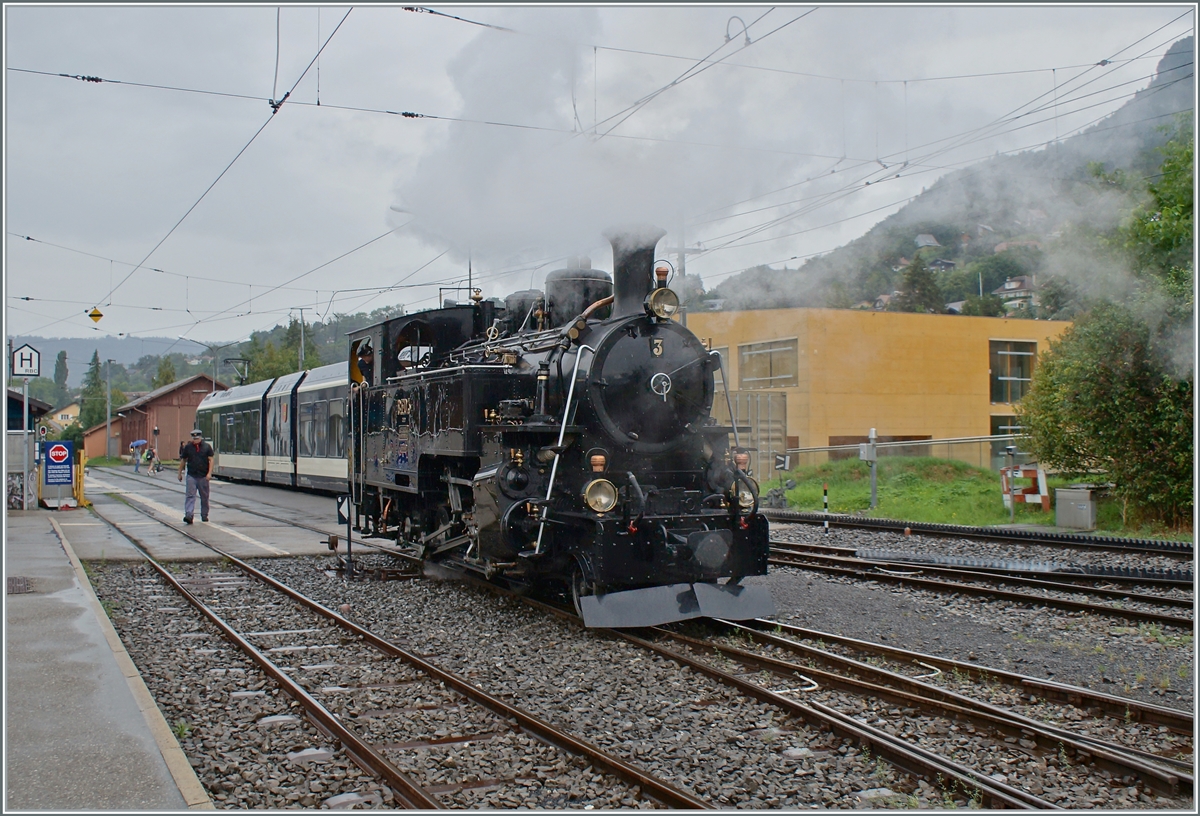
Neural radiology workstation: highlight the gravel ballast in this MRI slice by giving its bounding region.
[85,514,1192,809]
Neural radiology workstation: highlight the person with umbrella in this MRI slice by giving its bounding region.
[129,439,147,472]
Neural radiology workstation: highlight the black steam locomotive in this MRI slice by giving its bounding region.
[347,226,772,627]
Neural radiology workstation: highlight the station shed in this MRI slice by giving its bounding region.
[6,388,52,431]
[82,374,225,460]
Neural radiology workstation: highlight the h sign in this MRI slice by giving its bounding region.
[774,454,791,471]
[11,344,40,377]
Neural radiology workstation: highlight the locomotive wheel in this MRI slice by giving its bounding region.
[570,561,597,618]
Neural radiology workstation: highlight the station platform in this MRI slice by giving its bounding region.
[4,508,212,811]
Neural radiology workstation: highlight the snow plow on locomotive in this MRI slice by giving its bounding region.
[347,226,773,627]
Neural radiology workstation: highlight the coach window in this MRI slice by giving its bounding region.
[248,410,260,456]
[313,399,329,457]
[229,412,240,454]
[327,395,345,458]
[298,396,315,458]
[738,339,798,390]
[990,341,1036,403]
[239,411,252,454]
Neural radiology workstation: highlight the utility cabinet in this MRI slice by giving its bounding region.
[1055,487,1096,530]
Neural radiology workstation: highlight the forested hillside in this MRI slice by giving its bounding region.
[702,37,1193,317]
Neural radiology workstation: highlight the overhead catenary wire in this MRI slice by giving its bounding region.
[901,16,1192,175]
[9,20,1186,171]
[401,4,1179,87]
[685,59,1193,255]
[98,7,353,306]
[587,6,783,140]
[690,99,1194,275]
[590,8,824,142]
[685,59,1192,235]
[17,84,1189,340]
[9,7,1190,338]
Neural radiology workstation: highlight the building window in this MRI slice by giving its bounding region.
[738,339,798,389]
[990,415,1023,436]
[990,340,1035,403]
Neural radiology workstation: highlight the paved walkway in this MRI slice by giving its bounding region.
[4,508,211,810]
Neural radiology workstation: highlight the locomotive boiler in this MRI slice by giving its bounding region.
[347,225,773,627]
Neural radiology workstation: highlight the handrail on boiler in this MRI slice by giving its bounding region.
[534,344,596,554]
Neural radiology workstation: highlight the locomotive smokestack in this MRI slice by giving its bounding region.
[605,225,667,318]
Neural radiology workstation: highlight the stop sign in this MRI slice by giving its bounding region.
[47,443,70,464]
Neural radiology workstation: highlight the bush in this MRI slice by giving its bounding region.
[1018,303,1192,527]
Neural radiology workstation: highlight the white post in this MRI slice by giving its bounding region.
[869,427,877,509]
[22,377,30,509]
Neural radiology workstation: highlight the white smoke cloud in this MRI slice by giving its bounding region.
[391,7,799,271]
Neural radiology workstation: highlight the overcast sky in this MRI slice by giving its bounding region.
[4,4,1194,350]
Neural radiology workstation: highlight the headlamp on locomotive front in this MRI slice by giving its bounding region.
[645,288,680,321]
[735,476,759,509]
[583,478,619,513]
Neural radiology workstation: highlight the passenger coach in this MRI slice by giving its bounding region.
[196,362,348,492]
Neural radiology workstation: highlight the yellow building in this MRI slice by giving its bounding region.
[46,401,80,432]
[686,308,1070,463]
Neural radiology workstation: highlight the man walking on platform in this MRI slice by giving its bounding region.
[178,429,214,524]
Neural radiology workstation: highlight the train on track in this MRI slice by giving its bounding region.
[197,225,773,627]
[196,360,349,493]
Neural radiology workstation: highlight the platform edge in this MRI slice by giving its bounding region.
[50,515,216,810]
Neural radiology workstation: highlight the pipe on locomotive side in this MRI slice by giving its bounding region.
[605,225,668,318]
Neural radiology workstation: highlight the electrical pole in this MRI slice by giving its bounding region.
[292,307,309,371]
[105,359,115,459]
[664,223,702,328]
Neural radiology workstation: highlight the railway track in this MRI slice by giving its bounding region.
[769,543,1194,630]
[83,473,1193,808]
[88,503,708,809]
[272,555,1057,809]
[762,509,1193,557]
[293,553,1193,809]
[660,620,1193,784]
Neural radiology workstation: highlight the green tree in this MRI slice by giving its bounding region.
[53,350,69,407]
[1036,276,1080,320]
[78,352,106,430]
[1019,121,1193,528]
[242,339,298,382]
[242,319,322,380]
[1122,118,1193,316]
[891,257,943,313]
[152,356,177,390]
[58,423,84,446]
[1018,303,1192,526]
[7,376,59,405]
[960,294,1006,317]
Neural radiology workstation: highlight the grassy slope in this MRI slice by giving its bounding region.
[778,456,1190,541]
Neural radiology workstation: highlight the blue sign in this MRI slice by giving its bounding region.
[44,440,74,486]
